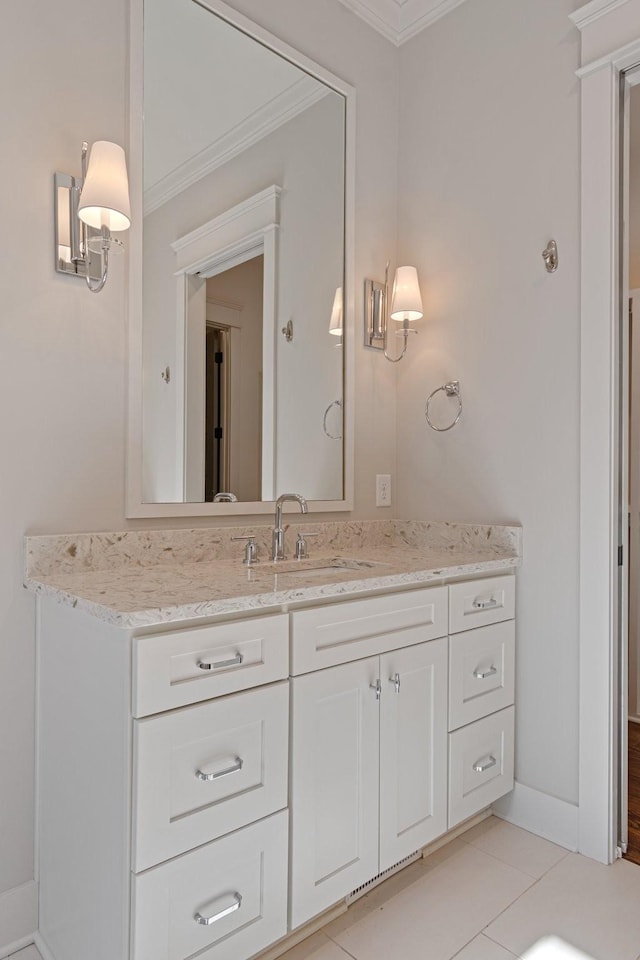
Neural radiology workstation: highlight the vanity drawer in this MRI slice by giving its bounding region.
[132,681,289,872]
[131,810,288,960]
[448,706,514,828]
[290,586,448,675]
[448,575,515,634]
[448,621,515,730]
[133,614,288,717]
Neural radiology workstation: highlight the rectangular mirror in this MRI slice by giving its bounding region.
[127,0,354,517]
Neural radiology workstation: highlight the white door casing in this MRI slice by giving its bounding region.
[571,0,640,863]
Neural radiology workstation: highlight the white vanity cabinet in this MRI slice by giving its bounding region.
[36,604,290,960]
[36,571,516,960]
[289,588,449,929]
[288,576,516,931]
[289,637,448,930]
[447,575,516,827]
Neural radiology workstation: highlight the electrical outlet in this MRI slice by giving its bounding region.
[376,474,392,507]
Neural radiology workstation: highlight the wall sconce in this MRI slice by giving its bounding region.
[54,140,131,293]
[329,286,343,343]
[364,263,422,362]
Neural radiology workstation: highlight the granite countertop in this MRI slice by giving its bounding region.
[24,520,522,629]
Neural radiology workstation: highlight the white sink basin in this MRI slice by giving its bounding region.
[267,558,389,579]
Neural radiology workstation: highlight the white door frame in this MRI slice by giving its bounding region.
[571,0,640,863]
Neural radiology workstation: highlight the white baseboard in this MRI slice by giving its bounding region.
[493,781,579,852]
[34,933,55,960]
[0,881,37,957]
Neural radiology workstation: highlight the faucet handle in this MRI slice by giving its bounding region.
[231,535,259,566]
[295,531,320,560]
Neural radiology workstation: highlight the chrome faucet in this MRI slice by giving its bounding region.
[272,493,308,560]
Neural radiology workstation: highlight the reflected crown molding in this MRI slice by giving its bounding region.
[569,0,633,29]
[144,78,326,216]
[336,0,470,45]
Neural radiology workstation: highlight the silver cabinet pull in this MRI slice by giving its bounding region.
[370,679,382,700]
[473,755,497,773]
[198,653,243,671]
[194,892,242,925]
[473,666,498,680]
[196,756,243,782]
[472,597,498,610]
[389,673,401,694]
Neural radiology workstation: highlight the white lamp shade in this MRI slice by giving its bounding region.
[78,141,131,232]
[390,265,423,322]
[329,286,343,335]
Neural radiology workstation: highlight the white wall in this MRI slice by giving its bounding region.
[396,0,582,806]
[0,0,130,930]
[5,0,588,939]
[0,0,398,942]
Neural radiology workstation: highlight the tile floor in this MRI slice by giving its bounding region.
[10,817,640,960]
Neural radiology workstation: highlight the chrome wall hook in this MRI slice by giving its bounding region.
[542,239,559,273]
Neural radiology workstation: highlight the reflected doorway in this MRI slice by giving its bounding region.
[204,255,264,502]
[204,324,230,501]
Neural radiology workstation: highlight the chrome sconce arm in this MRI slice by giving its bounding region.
[54,140,131,293]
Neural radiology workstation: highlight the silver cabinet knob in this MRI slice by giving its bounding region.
[370,679,382,700]
[389,673,401,694]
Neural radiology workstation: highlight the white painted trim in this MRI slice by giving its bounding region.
[573,0,640,865]
[398,0,471,43]
[492,783,579,852]
[126,0,356,518]
[0,935,34,960]
[170,186,280,262]
[577,37,640,79]
[337,0,401,44]
[34,932,55,960]
[0,881,37,956]
[570,0,633,30]
[144,81,325,216]
[336,0,469,44]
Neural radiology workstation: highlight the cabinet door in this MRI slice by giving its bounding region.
[379,638,448,871]
[290,658,380,930]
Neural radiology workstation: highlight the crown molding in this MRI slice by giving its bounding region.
[570,0,632,30]
[337,0,470,45]
[144,78,325,216]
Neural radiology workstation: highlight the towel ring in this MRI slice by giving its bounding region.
[425,381,462,432]
[323,399,343,440]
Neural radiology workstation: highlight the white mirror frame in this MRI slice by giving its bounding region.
[126,0,355,518]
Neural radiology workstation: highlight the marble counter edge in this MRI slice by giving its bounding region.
[25,554,521,629]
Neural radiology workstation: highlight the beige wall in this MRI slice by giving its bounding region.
[395,0,582,805]
[0,0,399,924]
[1,0,130,908]
[1,0,592,932]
